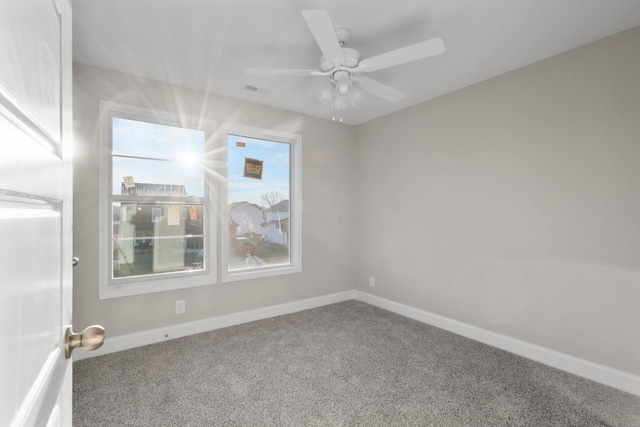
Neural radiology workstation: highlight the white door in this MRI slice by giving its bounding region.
[0,1,95,426]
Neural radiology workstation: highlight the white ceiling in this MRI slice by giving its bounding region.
[72,0,640,126]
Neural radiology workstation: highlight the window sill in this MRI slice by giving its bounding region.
[99,271,216,299]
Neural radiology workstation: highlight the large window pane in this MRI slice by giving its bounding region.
[227,134,291,272]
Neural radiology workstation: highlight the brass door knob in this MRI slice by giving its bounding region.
[64,325,105,359]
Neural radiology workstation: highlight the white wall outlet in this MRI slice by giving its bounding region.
[369,276,376,288]
[175,300,186,314]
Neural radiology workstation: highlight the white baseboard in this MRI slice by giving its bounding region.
[74,290,355,361]
[354,290,640,396]
[74,288,640,396]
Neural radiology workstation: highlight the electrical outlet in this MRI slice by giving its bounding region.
[175,300,186,314]
[369,276,376,288]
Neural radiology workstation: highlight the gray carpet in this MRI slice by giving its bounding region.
[73,300,640,426]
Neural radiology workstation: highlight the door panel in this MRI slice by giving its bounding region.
[0,192,62,425]
[0,0,73,426]
[0,0,62,143]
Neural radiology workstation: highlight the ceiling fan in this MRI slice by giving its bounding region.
[244,9,445,116]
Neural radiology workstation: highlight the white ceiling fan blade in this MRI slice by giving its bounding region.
[302,9,345,68]
[244,68,328,77]
[354,76,406,103]
[358,37,445,73]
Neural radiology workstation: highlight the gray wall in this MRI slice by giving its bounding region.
[74,26,640,377]
[355,27,640,376]
[73,63,357,338]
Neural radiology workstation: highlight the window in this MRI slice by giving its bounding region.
[223,126,302,281]
[99,102,216,298]
[98,103,301,298]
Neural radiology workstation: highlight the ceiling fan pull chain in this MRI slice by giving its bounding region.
[332,81,337,121]
[332,81,344,122]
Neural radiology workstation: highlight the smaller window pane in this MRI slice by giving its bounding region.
[113,202,205,279]
[111,117,205,197]
[112,117,204,160]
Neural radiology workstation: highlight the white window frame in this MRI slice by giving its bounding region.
[98,101,217,299]
[221,123,302,283]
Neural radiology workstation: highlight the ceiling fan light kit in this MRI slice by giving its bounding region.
[334,70,351,94]
[244,9,445,117]
[316,80,355,109]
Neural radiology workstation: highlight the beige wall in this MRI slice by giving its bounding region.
[73,63,357,337]
[355,27,640,375]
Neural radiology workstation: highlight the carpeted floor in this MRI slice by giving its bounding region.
[73,300,640,426]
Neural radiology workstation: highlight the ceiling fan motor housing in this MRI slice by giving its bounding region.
[320,47,361,71]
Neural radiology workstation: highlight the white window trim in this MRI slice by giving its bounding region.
[98,101,217,299]
[220,123,302,283]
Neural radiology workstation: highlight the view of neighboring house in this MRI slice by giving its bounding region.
[228,201,265,239]
[263,200,289,245]
[114,181,204,276]
[121,182,188,196]
[228,200,289,245]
